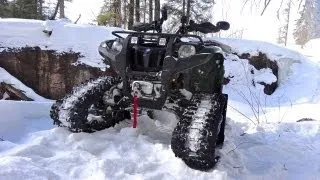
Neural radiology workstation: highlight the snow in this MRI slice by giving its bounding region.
[0,19,122,69]
[0,19,320,179]
[187,98,212,152]
[304,38,320,58]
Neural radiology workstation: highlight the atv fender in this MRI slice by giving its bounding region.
[185,46,225,94]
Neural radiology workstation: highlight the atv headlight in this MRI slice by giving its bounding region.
[112,40,123,52]
[178,45,196,58]
[101,42,107,48]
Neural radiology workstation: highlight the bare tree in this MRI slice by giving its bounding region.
[186,0,191,22]
[277,0,285,20]
[298,0,304,10]
[261,0,272,15]
[123,0,128,28]
[149,0,153,22]
[284,1,292,46]
[114,0,122,27]
[37,0,43,19]
[144,0,146,23]
[59,0,64,18]
[154,0,160,20]
[241,0,273,16]
[49,0,60,20]
[135,0,140,22]
[128,0,134,29]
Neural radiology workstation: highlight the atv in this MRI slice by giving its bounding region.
[50,5,230,171]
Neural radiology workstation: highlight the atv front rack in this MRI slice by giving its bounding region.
[111,31,204,45]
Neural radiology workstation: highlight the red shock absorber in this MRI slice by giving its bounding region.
[133,95,138,128]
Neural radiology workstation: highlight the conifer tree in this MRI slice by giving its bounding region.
[277,1,292,46]
[293,0,319,47]
[0,0,11,17]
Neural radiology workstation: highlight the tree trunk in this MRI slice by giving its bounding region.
[128,0,134,29]
[144,0,146,23]
[59,0,65,18]
[38,0,43,19]
[284,1,292,46]
[49,0,60,20]
[135,0,140,22]
[154,0,160,20]
[114,0,122,27]
[186,0,191,23]
[123,0,127,28]
[149,0,153,22]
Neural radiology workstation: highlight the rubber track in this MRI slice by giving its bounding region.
[50,76,121,132]
[171,93,227,171]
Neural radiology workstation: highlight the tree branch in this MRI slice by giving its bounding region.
[49,0,60,20]
[74,14,81,24]
[261,0,272,15]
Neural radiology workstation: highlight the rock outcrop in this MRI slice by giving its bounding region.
[239,52,278,95]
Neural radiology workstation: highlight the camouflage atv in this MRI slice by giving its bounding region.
[50,6,230,171]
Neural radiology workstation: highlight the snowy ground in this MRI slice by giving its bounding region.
[0,19,319,179]
[0,102,318,180]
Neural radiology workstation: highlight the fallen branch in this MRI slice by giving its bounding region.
[74,14,82,24]
[0,82,33,101]
[228,105,257,125]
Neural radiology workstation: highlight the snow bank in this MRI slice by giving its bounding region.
[304,38,320,58]
[0,19,121,68]
[214,38,320,104]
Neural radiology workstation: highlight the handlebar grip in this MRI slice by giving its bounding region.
[132,23,154,32]
[187,21,220,34]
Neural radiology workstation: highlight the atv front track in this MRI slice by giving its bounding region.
[50,76,129,132]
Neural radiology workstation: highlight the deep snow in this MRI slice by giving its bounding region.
[0,19,319,179]
[0,102,318,180]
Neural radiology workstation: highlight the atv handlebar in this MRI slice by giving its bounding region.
[111,30,204,44]
[178,20,230,34]
[130,5,230,35]
[132,22,158,32]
